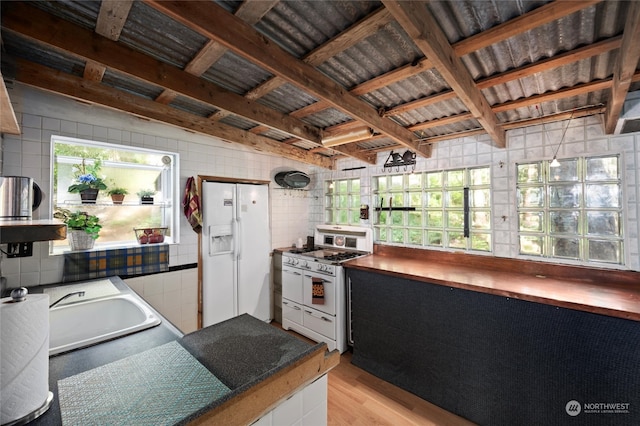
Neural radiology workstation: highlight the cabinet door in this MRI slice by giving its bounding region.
[282,267,303,303]
[303,306,336,339]
[303,273,335,316]
[282,298,303,325]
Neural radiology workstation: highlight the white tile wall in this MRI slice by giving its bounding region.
[308,115,640,272]
[1,83,314,290]
[124,268,198,334]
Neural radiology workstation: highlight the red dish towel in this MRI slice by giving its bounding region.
[312,277,324,304]
[182,177,202,233]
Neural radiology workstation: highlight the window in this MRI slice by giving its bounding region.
[516,155,623,264]
[373,166,492,251]
[325,178,360,225]
[51,136,179,252]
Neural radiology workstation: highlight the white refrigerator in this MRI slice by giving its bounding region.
[201,181,271,327]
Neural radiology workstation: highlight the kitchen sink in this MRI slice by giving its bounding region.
[49,293,161,356]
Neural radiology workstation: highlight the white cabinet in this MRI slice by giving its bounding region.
[252,375,328,426]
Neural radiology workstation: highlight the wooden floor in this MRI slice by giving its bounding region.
[273,323,475,426]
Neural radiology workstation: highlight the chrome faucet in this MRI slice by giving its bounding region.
[49,291,85,308]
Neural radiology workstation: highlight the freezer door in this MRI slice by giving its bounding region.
[202,182,237,327]
[236,184,271,322]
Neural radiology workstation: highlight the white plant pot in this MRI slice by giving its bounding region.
[68,230,95,251]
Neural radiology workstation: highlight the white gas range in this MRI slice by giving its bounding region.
[281,225,373,353]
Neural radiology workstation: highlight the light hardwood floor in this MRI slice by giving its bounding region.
[274,323,475,425]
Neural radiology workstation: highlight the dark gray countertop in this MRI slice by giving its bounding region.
[28,276,323,425]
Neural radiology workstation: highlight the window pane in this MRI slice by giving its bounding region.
[337,180,348,193]
[587,211,620,236]
[350,194,361,208]
[408,211,422,227]
[408,229,422,245]
[587,156,618,181]
[376,227,387,242]
[517,187,543,207]
[351,179,360,192]
[588,239,621,263]
[350,210,360,224]
[517,163,541,183]
[408,173,422,189]
[550,211,578,234]
[391,211,403,226]
[427,192,442,208]
[377,176,388,192]
[447,231,466,248]
[471,233,491,251]
[549,184,580,208]
[470,189,490,208]
[548,158,578,182]
[519,235,543,255]
[325,195,333,208]
[551,237,579,259]
[426,172,442,188]
[427,231,442,246]
[390,175,403,190]
[446,170,464,187]
[391,228,404,243]
[447,190,464,208]
[471,211,491,229]
[519,212,544,232]
[470,168,490,185]
[427,211,443,227]
[337,195,348,208]
[336,210,348,224]
[325,210,334,223]
[409,192,422,207]
[447,211,464,228]
[586,184,619,208]
[378,211,388,224]
[390,193,403,208]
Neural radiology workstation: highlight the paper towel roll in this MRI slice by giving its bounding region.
[0,293,50,424]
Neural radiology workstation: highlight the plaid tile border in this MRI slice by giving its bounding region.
[63,244,169,282]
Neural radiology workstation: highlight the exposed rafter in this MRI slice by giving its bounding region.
[383,0,506,148]
[8,56,334,169]
[145,0,432,159]
[604,0,640,133]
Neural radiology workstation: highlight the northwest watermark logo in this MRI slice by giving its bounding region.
[566,400,581,416]
[566,400,630,416]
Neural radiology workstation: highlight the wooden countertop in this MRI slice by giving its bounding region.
[344,245,640,322]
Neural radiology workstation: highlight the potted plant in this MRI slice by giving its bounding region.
[137,189,156,205]
[108,187,128,205]
[67,158,107,203]
[54,208,102,251]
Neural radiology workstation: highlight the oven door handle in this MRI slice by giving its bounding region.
[304,275,329,282]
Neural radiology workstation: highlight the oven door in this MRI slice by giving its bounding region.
[282,265,303,304]
[303,271,335,316]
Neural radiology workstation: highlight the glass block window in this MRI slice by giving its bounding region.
[517,155,623,264]
[373,166,491,252]
[325,178,361,225]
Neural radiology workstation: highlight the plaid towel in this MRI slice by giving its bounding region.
[312,277,324,304]
[182,176,202,233]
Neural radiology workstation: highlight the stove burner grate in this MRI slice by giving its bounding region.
[323,252,361,262]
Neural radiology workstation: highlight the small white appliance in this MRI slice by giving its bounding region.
[201,182,271,327]
[281,225,373,353]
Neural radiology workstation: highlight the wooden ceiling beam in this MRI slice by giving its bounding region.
[145,0,431,158]
[158,0,278,103]
[604,0,640,133]
[290,0,602,120]
[2,3,322,145]
[8,57,334,169]
[383,1,506,148]
[245,7,394,101]
[86,0,133,85]
[383,35,622,118]
[453,0,602,56]
[0,73,20,135]
[95,0,133,40]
